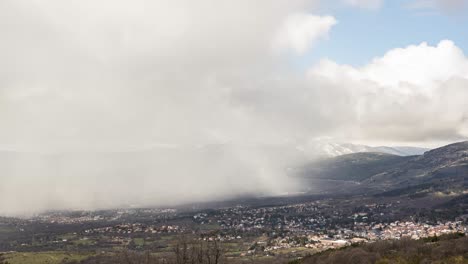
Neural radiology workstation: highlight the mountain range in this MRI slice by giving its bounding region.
[299,141,468,199]
[301,141,429,157]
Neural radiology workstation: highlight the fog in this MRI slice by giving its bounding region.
[1,0,467,215]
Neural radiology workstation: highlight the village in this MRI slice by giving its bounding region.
[8,198,463,258]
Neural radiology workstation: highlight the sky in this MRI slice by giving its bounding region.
[0,0,468,215]
[304,0,468,67]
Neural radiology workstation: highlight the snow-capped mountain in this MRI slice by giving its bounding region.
[299,140,429,158]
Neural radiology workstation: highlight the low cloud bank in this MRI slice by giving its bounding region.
[0,0,467,215]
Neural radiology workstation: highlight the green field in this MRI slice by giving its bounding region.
[132,237,145,246]
[3,252,92,264]
[0,225,16,234]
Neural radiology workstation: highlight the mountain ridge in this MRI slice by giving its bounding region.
[299,141,468,197]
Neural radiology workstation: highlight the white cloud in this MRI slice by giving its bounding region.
[0,0,320,150]
[406,0,467,13]
[273,14,337,55]
[308,40,468,142]
[344,0,384,10]
[310,40,468,89]
[0,0,329,215]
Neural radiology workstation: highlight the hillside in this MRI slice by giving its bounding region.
[367,141,468,196]
[299,141,468,197]
[300,152,413,182]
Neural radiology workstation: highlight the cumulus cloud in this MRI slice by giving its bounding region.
[273,14,337,55]
[343,0,384,10]
[309,40,468,142]
[310,40,468,88]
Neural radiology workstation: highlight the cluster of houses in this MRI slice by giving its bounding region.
[259,221,467,253]
[85,223,184,235]
[34,214,104,224]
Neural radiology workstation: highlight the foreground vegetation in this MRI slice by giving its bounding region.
[299,233,468,264]
[2,234,466,264]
